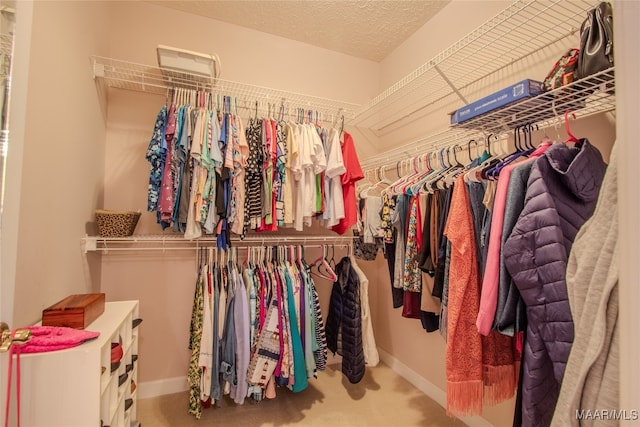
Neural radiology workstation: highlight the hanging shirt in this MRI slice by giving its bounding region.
[159,104,175,227]
[275,121,287,226]
[392,195,408,289]
[309,125,327,218]
[332,132,364,235]
[323,128,346,227]
[199,111,213,228]
[283,124,295,226]
[363,197,383,243]
[210,265,221,403]
[244,118,264,231]
[311,281,327,372]
[265,119,279,231]
[262,119,274,226]
[184,109,204,240]
[177,106,194,230]
[198,264,213,402]
[300,125,316,226]
[231,266,250,404]
[403,196,423,292]
[351,257,379,367]
[285,263,308,392]
[187,269,204,419]
[145,105,167,214]
[193,109,208,225]
[229,116,249,235]
[171,106,187,232]
[291,124,305,231]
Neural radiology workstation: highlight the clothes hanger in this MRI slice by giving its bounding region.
[442,145,467,186]
[380,161,403,196]
[489,126,535,178]
[477,133,506,179]
[463,139,485,183]
[208,247,214,275]
[564,110,579,144]
[429,147,451,190]
[532,123,554,149]
[319,245,338,281]
[405,153,436,195]
[423,146,455,192]
[417,150,441,193]
[357,169,378,198]
[525,123,550,150]
[329,245,337,271]
[386,159,410,195]
[435,145,463,188]
[310,245,337,281]
[394,157,423,194]
[365,167,394,197]
[398,156,425,194]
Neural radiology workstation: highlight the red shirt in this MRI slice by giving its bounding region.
[332,132,363,235]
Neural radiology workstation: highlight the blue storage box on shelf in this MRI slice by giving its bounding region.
[450,79,545,127]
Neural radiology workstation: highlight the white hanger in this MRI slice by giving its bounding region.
[362,167,393,198]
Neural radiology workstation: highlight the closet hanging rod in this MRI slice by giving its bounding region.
[82,234,355,253]
[90,55,361,120]
[83,243,352,254]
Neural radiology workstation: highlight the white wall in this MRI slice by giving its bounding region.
[4,1,109,328]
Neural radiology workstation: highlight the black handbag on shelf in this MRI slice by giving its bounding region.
[577,1,614,81]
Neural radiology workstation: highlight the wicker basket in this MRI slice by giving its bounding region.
[95,210,141,237]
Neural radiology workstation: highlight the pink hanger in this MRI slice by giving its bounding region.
[564,110,579,143]
[310,245,337,282]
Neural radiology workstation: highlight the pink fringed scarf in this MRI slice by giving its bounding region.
[20,326,100,353]
[444,177,519,417]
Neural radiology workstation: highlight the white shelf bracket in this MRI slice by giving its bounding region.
[432,62,468,105]
[83,235,97,254]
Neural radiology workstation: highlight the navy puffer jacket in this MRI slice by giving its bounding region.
[504,140,606,427]
[325,256,365,384]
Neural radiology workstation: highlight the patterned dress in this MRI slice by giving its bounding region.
[403,196,422,292]
[244,118,264,232]
[380,193,396,243]
[187,270,204,419]
[145,105,167,213]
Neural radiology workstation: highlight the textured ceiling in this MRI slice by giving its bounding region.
[146,1,450,62]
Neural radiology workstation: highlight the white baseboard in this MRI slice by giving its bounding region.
[377,347,495,427]
[138,376,188,399]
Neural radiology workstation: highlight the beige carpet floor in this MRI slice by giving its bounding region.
[137,362,467,426]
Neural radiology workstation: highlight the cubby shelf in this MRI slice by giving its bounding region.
[16,301,140,427]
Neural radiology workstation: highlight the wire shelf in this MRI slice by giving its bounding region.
[454,68,615,132]
[91,56,361,120]
[352,0,595,130]
[360,68,616,171]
